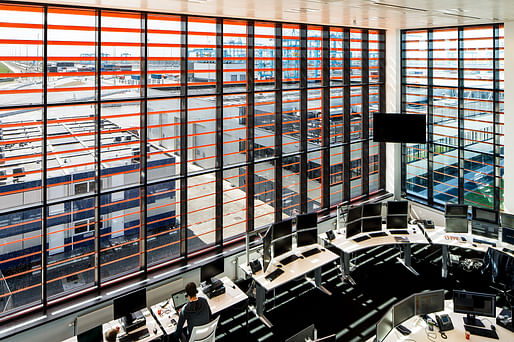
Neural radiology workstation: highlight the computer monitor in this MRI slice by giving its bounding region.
[273,235,292,258]
[393,295,416,327]
[171,290,188,311]
[472,207,499,224]
[262,225,272,273]
[297,228,318,247]
[386,215,407,229]
[362,217,382,233]
[273,218,293,240]
[502,227,514,245]
[481,247,514,290]
[362,203,382,217]
[347,206,362,223]
[113,288,146,321]
[453,290,496,327]
[415,289,445,316]
[387,201,409,216]
[376,309,393,342]
[77,325,102,342]
[445,203,468,217]
[501,212,514,229]
[296,212,317,230]
[445,217,468,233]
[200,257,224,284]
[346,220,361,239]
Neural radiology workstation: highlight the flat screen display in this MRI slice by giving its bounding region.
[415,289,445,316]
[445,217,468,233]
[171,290,188,310]
[362,203,382,217]
[200,257,224,283]
[346,220,361,239]
[387,201,408,216]
[386,215,408,229]
[296,212,318,230]
[362,217,382,233]
[297,228,318,247]
[501,213,514,229]
[472,207,499,224]
[273,218,293,240]
[77,326,102,342]
[273,235,292,258]
[453,290,496,317]
[393,295,415,327]
[376,309,393,342]
[445,204,468,217]
[263,225,272,272]
[113,288,146,320]
[347,206,362,223]
[373,113,426,143]
[472,221,499,239]
[502,227,514,245]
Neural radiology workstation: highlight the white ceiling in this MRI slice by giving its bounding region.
[20,0,514,29]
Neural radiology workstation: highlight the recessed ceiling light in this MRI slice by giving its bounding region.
[286,8,320,13]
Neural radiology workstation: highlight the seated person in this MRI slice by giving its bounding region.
[105,327,118,342]
[173,282,212,341]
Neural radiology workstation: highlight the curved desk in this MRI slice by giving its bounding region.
[373,300,513,342]
[320,224,429,284]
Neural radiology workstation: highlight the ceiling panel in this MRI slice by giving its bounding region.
[20,0,510,29]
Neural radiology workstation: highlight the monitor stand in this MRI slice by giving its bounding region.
[463,314,485,327]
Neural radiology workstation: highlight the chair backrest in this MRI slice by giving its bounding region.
[188,315,220,342]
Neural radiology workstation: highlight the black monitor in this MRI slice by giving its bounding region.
[393,295,416,327]
[387,201,409,216]
[472,207,499,224]
[77,325,102,342]
[481,247,514,291]
[273,218,293,240]
[297,228,318,247]
[200,257,224,284]
[362,203,382,217]
[296,212,317,230]
[445,203,468,217]
[113,288,146,321]
[472,222,499,239]
[376,309,393,342]
[415,289,445,316]
[386,215,407,229]
[262,225,273,273]
[501,212,514,229]
[273,235,292,258]
[502,227,514,245]
[362,217,382,233]
[373,113,426,143]
[453,290,496,327]
[346,220,361,239]
[347,206,362,223]
[445,217,468,233]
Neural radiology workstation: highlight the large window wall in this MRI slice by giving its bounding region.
[401,24,504,210]
[0,3,385,318]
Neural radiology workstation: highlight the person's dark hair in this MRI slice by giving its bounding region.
[185,282,198,298]
[105,328,118,342]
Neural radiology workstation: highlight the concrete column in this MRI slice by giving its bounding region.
[385,29,402,199]
[504,22,514,213]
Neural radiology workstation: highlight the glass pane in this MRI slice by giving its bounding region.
[350,86,362,141]
[188,96,216,171]
[330,28,343,87]
[188,17,216,94]
[350,143,362,198]
[369,142,380,193]
[223,93,247,166]
[254,161,275,228]
[283,24,300,89]
[187,173,216,254]
[330,146,343,205]
[463,151,494,209]
[282,154,300,217]
[254,91,275,161]
[307,151,322,211]
[433,146,459,205]
[283,90,300,153]
[223,19,247,93]
[307,89,322,149]
[350,29,362,84]
[255,22,275,91]
[405,143,428,199]
[223,167,247,241]
[403,30,428,85]
[433,28,458,87]
[307,26,322,88]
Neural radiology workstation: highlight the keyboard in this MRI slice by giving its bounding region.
[119,328,150,342]
[353,235,371,243]
[473,238,497,247]
[390,229,409,235]
[265,268,284,282]
[301,247,321,258]
[280,254,299,265]
[464,325,499,339]
[369,231,388,238]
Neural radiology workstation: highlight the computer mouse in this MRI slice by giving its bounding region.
[276,264,282,268]
[491,324,496,331]
[153,327,157,334]
[299,255,305,259]
[232,285,236,289]
[321,248,326,252]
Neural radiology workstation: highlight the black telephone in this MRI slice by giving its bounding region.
[249,259,262,274]
[326,230,336,241]
[436,314,454,331]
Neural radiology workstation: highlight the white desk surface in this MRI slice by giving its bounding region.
[321,224,429,254]
[240,243,339,292]
[370,300,513,342]
[102,308,163,342]
[150,276,247,335]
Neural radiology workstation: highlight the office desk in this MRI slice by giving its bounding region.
[369,300,513,342]
[321,225,429,283]
[150,276,248,336]
[423,226,514,278]
[239,243,338,327]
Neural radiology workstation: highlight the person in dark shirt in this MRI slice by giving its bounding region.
[173,282,212,342]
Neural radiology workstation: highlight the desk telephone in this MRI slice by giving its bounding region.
[436,314,454,331]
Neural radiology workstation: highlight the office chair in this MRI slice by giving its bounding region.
[188,315,220,342]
